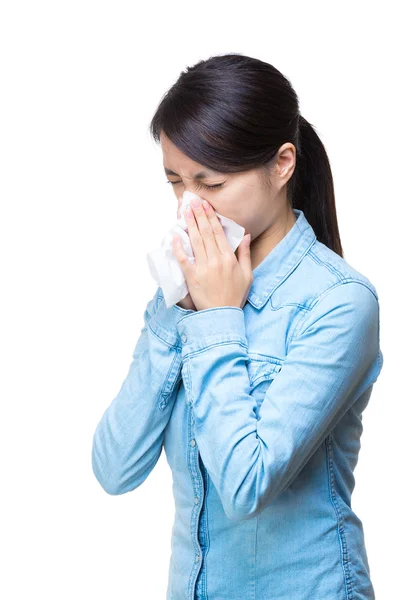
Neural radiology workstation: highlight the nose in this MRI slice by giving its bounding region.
[176,191,204,219]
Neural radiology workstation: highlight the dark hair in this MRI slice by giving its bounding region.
[149,53,343,257]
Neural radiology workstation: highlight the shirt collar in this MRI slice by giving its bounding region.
[246,208,317,310]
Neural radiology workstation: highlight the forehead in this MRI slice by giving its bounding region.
[160,132,220,178]
[160,132,200,166]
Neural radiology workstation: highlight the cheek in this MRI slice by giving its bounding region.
[235,206,265,239]
[208,193,242,222]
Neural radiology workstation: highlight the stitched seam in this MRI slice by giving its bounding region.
[250,364,282,388]
[158,350,181,411]
[147,321,179,349]
[201,469,210,599]
[288,306,309,345]
[338,278,378,301]
[187,403,199,598]
[183,339,248,360]
[247,353,283,363]
[377,302,383,372]
[326,433,354,599]
[200,467,210,600]
[254,515,258,600]
[290,280,379,343]
[176,305,243,325]
[308,248,346,281]
[270,298,311,310]
[187,355,193,406]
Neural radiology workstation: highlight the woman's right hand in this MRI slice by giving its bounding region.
[176,292,197,311]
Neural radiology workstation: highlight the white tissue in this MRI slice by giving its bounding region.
[146,190,246,308]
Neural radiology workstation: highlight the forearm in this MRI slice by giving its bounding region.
[91,288,195,494]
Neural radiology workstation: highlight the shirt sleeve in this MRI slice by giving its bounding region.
[176,281,383,522]
[91,287,195,495]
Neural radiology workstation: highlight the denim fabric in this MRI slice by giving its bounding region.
[92,208,383,600]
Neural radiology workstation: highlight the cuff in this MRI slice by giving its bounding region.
[176,306,248,358]
[147,289,196,347]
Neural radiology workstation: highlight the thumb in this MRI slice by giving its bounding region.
[236,234,252,271]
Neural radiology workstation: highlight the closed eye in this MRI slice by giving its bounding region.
[166,180,224,190]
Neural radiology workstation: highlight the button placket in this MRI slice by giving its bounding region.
[186,407,206,599]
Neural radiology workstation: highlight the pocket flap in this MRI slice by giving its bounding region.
[247,352,283,388]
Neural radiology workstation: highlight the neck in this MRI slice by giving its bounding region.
[250,206,297,271]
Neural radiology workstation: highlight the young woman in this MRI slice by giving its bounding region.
[92,53,383,600]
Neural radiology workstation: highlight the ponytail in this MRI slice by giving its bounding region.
[290,115,344,257]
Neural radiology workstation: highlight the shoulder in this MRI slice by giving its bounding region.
[309,240,378,298]
[287,240,380,343]
[272,239,379,312]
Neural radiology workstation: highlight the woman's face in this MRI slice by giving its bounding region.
[160,131,296,245]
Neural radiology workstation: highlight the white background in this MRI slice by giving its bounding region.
[1,1,397,598]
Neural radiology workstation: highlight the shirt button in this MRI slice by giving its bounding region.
[190,439,196,447]
[196,554,200,562]
[194,497,199,504]
[181,334,187,343]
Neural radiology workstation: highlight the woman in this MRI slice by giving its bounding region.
[91,54,383,600]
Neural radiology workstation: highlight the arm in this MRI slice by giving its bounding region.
[91,287,194,495]
[176,281,383,521]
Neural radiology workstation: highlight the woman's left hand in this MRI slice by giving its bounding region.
[172,198,254,312]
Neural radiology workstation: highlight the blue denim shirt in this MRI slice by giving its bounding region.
[92,208,383,600]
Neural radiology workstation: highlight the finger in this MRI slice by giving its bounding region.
[236,234,253,277]
[201,200,233,256]
[185,207,207,264]
[190,199,220,261]
[172,235,195,279]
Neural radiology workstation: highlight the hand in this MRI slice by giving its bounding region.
[172,198,253,312]
[176,291,196,311]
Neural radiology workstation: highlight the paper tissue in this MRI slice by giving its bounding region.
[146,190,246,308]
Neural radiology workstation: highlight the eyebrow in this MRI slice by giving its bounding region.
[164,167,219,180]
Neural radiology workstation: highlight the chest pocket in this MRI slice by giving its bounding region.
[246,353,283,419]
